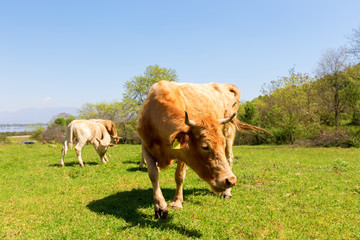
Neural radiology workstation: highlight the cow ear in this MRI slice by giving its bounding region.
[170,131,189,149]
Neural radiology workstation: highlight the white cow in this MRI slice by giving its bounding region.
[60,120,114,167]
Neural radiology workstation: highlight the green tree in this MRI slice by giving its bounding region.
[258,69,317,144]
[78,65,178,143]
[347,25,360,60]
[314,48,357,127]
[123,64,178,106]
[78,101,122,122]
[120,65,178,142]
[65,116,75,125]
[239,101,257,124]
[54,118,66,126]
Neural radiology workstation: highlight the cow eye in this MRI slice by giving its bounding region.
[201,143,209,150]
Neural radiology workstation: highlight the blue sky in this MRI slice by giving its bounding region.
[1,0,359,113]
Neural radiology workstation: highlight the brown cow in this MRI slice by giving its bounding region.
[138,80,246,219]
[90,119,121,144]
[60,120,114,167]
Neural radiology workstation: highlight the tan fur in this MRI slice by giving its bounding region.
[61,120,113,167]
[90,119,121,144]
[137,81,242,218]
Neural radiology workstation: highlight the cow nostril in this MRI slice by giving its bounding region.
[225,176,237,187]
[225,178,231,186]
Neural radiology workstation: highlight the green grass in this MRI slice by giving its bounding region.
[1,144,360,239]
[6,135,32,144]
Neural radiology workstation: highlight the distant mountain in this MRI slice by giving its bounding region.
[0,107,78,124]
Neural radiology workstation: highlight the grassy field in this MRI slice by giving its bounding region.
[0,144,359,239]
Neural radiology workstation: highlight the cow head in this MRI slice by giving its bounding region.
[95,137,115,153]
[112,136,121,144]
[170,111,237,193]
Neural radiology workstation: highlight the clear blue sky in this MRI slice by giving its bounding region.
[1,0,359,112]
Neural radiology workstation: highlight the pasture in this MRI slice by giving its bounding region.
[0,144,359,239]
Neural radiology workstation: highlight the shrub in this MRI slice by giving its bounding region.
[65,117,75,126]
[0,134,11,145]
[43,125,66,143]
[31,126,45,141]
[295,127,360,148]
[54,118,66,126]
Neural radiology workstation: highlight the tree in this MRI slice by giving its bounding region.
[123,64,178,106]
[54,118,66,126]
[239,101,257,124]
[257,68,317,144]
[78,101,123,122]
[119,65,179,142]
[78,65,179,143]
[347,25,360,60]
[314,47,353,127]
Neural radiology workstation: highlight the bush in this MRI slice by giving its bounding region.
[65,117,75,126]
[31,126,45,141]
[235,131,271,145]
[43,125,66,143]
[295,127,360,148]
[0,134,11,145]
[54,118,66,126]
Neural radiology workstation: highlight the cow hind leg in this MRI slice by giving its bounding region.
[60,140,68,167]
[143,145,168,219]
[170,160,187,209]
[138,149,147,170]
[75,141,86,167]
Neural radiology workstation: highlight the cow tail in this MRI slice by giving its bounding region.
[224,85,272,135]
[69,123,74,149]
[236,121,273,135]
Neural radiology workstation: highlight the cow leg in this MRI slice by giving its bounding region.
[60,140,68,167]
[92,142,108,164]
[170,160,187,209]
[103,154,109,163]
[222,126,236,199]
[139,149,147,170]
[221,137,234,199]
[143,145,168,219]
[75,141,86,167]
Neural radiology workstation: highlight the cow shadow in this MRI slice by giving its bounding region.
[87,188,207,238]
[126,166,147,172]
[48,161,99,167]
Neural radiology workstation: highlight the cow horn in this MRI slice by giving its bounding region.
[218,112,236,124]
[184,111,196,127]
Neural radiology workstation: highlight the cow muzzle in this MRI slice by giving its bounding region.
[211,175,237,193]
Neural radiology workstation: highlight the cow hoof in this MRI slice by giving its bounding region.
[220,193,232,199]
[154,208,168,219]
[170,201,183,209]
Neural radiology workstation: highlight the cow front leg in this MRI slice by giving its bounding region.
[222,135,235,199]
[143,146,168,219]
[103,154,109,163]
[75,141,86,167]
[221,188,232,199]
[170,161,187,209]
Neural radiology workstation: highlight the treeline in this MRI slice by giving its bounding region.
[235,26,360,147]
[237,62,360,147]
[33,26,360,147]
[31,65,178,144]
